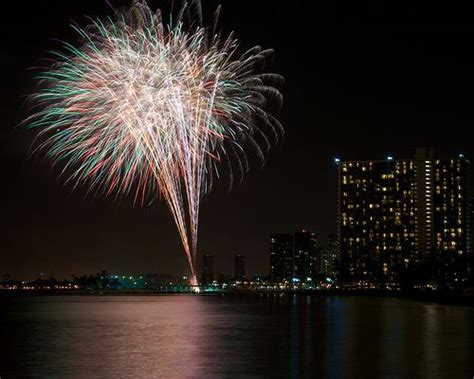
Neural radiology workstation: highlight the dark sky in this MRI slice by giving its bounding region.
[2,0,474,279]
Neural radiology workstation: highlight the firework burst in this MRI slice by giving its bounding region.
[26,0,284,284]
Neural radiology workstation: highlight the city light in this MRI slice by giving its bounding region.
[192,286,201,294]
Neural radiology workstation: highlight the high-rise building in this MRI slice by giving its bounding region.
[337,149,472,286]
[269,234,293,282]
[430,154,472,286]
[320,234,339,277]
[234,255,246,280]
[471,197,474,282]
[294,230,317,281]
[270,231,317,283]
[201,254,214,284]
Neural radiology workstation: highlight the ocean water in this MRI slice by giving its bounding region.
[0,295,473,378]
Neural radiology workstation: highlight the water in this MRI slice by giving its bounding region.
[0,295,473,378]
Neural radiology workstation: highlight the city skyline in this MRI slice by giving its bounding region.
[2,1,474,279]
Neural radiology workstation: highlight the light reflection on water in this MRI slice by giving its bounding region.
[0,295,473,378]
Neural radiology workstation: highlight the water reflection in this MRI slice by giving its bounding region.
[423,306,440,376]
[0,295,473,378]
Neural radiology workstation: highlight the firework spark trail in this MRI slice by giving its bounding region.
[26,0,284,284]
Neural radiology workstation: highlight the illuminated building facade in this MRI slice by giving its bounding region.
[430,155,472,285]
[337,148,471,286]
[319,234,339,277]
[269,234,293,282]
[294,230,317,281]
[270,231,317,283]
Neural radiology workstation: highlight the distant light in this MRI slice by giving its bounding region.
[387,156,393,161]
[326,277,333,283]
[292,277,300,283]
[459,154,464,159]
[334,157,341,164]
[306,277,312,282]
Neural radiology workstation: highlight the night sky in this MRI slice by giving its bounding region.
[2,0,474,279]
